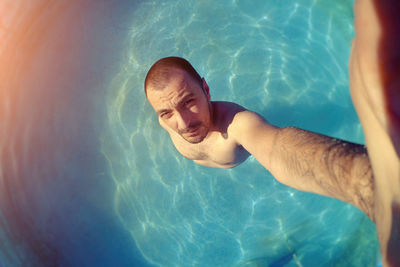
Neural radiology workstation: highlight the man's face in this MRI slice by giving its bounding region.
[147,69,212,144]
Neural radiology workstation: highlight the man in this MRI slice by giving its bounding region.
[145,0,399,265]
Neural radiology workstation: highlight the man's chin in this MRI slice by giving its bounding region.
[182,130,208,144]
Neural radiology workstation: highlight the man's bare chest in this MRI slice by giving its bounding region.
[169,131,248,166]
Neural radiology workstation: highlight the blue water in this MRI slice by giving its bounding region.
[0,0,380,266]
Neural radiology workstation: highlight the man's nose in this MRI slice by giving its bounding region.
[176,110,191,131]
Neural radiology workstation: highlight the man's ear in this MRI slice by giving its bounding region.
[202,78,210,100]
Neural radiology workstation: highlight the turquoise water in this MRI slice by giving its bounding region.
[103,0,379,266]
[0,0,380,266]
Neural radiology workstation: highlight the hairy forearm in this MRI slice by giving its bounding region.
[269,127,374,220]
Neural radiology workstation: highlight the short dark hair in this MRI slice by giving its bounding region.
[144,57,202,98]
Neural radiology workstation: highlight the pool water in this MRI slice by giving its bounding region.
[0,0,380,266]
[104,0,380,266]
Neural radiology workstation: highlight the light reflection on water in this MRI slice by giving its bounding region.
[104,0,379,266]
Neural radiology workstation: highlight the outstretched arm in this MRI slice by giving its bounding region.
[230,110,374,220]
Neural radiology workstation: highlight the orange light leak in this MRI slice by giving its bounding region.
[0,1,80,264]
[1,1,65,131]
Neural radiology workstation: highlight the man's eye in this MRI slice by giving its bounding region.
[160,112,171,118]
[185,99,194,105]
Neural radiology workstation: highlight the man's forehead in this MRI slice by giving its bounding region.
[148,71,199,98]
[149,88,194,106]
[167,68,197,89]
[147,79,199,111]
[172,72,188,91]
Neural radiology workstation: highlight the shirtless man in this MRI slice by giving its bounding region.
[145,0,399,265]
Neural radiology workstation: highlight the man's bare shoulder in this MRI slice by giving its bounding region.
[211,101,270,134]
[217,103,278,153]
[221,105,275,138]
[211,101,246,134]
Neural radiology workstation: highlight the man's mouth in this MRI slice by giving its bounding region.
[185,125,200,135]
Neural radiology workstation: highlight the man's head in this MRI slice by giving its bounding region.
[145,57,213,144]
